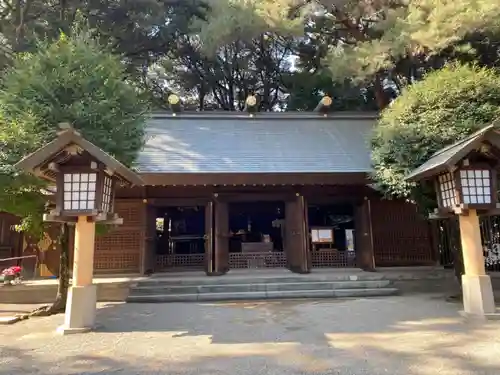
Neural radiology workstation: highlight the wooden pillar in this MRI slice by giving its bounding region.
[458,209,496,316]
[355,198,375,271]
[285,194,310,274]
[72,217,96,286]
[459,210,486,276]
[214,201,229,274]
[142,204,157,275]
[58,216,97,334]
[205,201,215,275]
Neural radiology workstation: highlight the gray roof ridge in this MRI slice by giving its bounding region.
[150,111,379,120]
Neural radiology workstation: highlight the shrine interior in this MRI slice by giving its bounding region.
[228,201,285,254]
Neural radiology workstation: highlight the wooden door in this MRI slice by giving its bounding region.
[205,201,215,274]
[354,199,375,271]
[214,201,229,274]
[285,195,311,273]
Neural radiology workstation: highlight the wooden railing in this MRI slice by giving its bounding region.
[155,250,355,271]
[156,254,206,270]
[229,251,287,269]
[311,249,356,268]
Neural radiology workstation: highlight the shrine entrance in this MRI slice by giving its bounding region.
[154,205,207,271]
[308,203,356,268]
[226,201,287,269]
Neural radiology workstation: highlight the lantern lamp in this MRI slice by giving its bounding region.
[15,124,143,224]
[406,124,500,217]
[434,164,497,214]
[406,121,500,319]
[58,164,115,217]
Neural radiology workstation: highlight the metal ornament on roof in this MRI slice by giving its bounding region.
[244,95,258,115]
[314,95,333,116]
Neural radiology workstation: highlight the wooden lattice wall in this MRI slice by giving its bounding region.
[11,199,145,277]
[94,199,144,273]
[370,199,436,266]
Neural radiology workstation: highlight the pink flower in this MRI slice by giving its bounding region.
[1,266,22,276]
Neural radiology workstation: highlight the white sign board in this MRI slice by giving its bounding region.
[311,228,334,244]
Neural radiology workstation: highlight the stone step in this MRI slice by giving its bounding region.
[130,280,392,295]
[126,287,399,303]
[136,273,385,287]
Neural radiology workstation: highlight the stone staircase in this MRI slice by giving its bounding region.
[126,272,399,303]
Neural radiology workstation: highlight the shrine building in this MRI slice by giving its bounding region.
[3,111,436,276]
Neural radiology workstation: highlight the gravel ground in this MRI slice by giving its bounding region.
[1,295,500,375]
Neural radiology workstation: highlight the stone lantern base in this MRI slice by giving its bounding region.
[460,275,500,320]
[57,285,97,335]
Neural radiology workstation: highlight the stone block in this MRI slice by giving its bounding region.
[58,285,97,334]
[462,275,496,316]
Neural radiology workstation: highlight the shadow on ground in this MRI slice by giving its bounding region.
[1,296,500,375]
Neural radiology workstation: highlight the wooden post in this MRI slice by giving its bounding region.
[205,201,215,275]
[58,216,97,334]
[142,204,157,275]
[214,201,229,274]
[458,209,496,316]
[355,198,375,271]
[285,194,310,274]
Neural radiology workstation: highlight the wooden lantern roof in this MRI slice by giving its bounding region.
[406,122,500,182]
[15,126,143,187]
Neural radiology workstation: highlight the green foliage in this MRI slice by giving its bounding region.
[371,63,500,209]
[192,0,304,53]
[0,30,149,236]
[285,71,377,111]
[324,0,500,84]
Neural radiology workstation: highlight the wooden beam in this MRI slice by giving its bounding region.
[141,172,369,187]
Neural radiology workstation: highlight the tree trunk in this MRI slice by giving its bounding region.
[52,222,70,311]
[25,223,70,318]
[373,75,390,110]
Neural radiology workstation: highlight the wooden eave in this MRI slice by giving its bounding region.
[140,172,370,187]
[15,128,143,186]
[406,122,500,182]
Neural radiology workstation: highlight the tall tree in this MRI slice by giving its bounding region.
[371,63,500,205]
[285,9,378,111]
[146,0,303,110]
[321,0,500,108]
[371,63,500,288]
[0,1,206,73]
[0,29,149,315]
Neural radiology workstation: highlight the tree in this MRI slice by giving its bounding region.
[285,11,378,111]
[320,0,500,108]
[371,63,500,204]
[0,29,149,316]
[144,0,303,111]
[371,63,500,289]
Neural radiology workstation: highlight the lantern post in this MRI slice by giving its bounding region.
[15,124,143,333]
[407,124,500,319]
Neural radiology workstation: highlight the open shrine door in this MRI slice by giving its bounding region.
[285,194,311,273]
